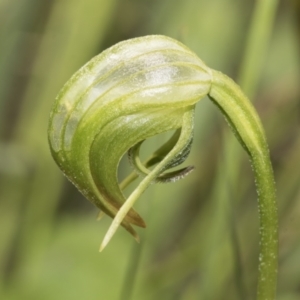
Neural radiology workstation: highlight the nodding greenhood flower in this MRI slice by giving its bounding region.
[48,35,278,299]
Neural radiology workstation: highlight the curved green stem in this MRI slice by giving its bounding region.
[210,70,278,300]
[206,0,279,293]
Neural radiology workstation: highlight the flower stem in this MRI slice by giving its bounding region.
[252,153,278,300]
[209,70,278,300]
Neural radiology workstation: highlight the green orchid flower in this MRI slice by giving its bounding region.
[48,35,278,300]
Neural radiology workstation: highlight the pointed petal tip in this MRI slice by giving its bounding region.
[126,210,147,228]
[134,235,140,243]
[99,231,113,252]
[96,211,105,221]
[99,242,105,252]
[137,219,146,228]
[99,227,140,252]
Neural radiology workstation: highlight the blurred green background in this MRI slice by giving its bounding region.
[0,0,299,299]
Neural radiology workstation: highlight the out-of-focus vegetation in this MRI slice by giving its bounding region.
[0,0,299,299]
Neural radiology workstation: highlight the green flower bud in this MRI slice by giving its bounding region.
[48,35,277,299]
[48,35,212,240]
